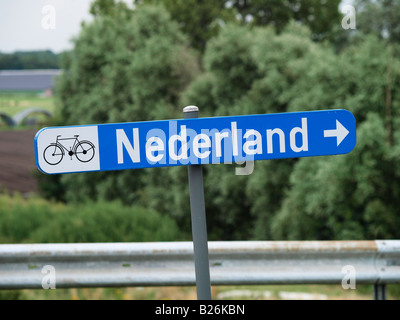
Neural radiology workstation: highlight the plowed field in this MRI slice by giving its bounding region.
[0,130,38,194]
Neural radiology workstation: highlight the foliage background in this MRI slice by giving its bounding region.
[0,51,60,70]
[10,0,400,243]
[0,194,182,244]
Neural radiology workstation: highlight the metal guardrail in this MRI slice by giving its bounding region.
[0,241,399,294]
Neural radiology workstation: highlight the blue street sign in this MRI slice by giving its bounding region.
[34,109,356,175]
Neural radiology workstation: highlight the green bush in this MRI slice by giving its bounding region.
[0,195,55,243]
[0,194,184,244]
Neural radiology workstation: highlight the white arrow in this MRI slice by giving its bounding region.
[324,120,349,146]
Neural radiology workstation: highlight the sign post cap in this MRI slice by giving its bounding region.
[183,106,199,113]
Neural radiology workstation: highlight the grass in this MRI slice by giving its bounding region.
[0,91,55,116]
[2,284,399,300]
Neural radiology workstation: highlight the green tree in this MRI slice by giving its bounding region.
[355,0,400,44]
[90,0,130,17]
[181,23,400,241]
[55,4,199,208]
[0,51,59,70]
[180,23,322,239]
[135,0,235,52]
[58,4,197,125]
[272,113,400,240]
[230,0,342,40]
[135,0,342,52]
[270,34,400,240]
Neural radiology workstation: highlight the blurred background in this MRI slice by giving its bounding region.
[1,0,400,299]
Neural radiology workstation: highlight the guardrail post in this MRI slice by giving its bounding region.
[184,106,212,301]
[374,284,386,300]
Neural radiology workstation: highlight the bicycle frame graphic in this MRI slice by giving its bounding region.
[43,135,96,166]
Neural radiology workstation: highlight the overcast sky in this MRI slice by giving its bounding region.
[0,0,95,53]
[0,0,353,54]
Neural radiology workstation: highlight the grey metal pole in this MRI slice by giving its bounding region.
[183,106,212,300]
[374,284,387,300]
